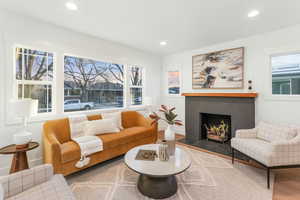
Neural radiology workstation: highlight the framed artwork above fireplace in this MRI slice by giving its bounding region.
[192,47,244,89]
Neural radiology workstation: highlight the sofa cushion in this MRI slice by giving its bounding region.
[61,126,152,163]
[231,138,273,166]
[257,121,297,142]
[7,175,75,200]
[99,126,152,149]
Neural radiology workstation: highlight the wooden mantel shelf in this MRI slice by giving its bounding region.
[181,93,258,98]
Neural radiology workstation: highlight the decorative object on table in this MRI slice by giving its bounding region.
[135,149,157,161]
[192,47,244,89]
[10,98,38,148]
[150,105,183,155]
[159,140,169,161]
[0,142,39,174]
[167,70,181,95]
[248,80,253,92]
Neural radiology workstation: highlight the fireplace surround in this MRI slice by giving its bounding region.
[180,93,257,158]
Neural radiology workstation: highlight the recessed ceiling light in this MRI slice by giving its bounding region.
[248,10,259,18]
[65,1,78,11]
[160,41,167,46]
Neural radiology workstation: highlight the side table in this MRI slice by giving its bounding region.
[0,142,39,174]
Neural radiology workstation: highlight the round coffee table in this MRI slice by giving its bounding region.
[124,144,191,199]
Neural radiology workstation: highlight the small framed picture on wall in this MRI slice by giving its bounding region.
[167,70,181,95]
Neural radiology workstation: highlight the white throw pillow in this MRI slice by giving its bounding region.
[257,121,297,142]
[101,112,124,129]
[84,118,120,136]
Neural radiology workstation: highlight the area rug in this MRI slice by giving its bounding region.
[67,145,274,200]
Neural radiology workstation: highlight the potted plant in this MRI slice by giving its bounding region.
[150,105,183,155]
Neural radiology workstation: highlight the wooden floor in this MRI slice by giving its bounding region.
[158,131,300,200]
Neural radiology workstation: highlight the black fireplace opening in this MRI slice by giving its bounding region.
[200,113,232,143]
[178,112,248,161]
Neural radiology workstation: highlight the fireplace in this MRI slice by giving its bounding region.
[200,113,231,143]
[180,93,257,160]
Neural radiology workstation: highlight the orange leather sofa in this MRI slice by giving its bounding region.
[43,111,158,176]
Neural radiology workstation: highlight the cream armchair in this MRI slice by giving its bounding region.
[231,122,300,188]
[0,164,75,200]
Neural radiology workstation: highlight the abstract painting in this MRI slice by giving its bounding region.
[192,47,244,89]
[168,70,180,95]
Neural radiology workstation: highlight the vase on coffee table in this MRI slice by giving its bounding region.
[165,125,176,156]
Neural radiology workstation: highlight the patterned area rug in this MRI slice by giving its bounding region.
[67,145,274,200]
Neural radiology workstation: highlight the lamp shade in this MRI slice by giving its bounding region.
[10,98,38,118]
[144,97,153,106]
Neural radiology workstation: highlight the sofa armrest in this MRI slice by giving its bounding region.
[136,113,157,128]
[0,164,54,198]
[235,128,257,138]
[136,113,158,141]
[271,135,300,152]
[43,125,63,174]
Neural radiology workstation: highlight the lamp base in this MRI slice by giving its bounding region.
[13,130,32,148]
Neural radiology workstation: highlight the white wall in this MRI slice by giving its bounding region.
[0,10,162,174]
[162,23,300,135]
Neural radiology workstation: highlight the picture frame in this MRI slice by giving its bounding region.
[167,70,181,96]
[192,47,244,89]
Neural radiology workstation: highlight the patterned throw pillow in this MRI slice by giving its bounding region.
[257,121,297,142]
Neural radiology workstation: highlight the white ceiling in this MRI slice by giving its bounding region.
[1,0,300,55]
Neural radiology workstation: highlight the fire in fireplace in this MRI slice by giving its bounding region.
[200,113,231,143]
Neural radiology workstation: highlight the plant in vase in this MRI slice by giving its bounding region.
[149,105,183,155]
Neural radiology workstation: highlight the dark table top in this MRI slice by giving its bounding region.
[0,142,39,154]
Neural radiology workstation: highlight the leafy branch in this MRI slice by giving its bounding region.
[149,105,183,126]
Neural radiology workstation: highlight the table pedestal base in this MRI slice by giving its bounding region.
[137,174,177,199]
[10,152,29,174]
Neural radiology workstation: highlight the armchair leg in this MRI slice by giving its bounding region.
[232,148,234,164]
[267,168,270,189]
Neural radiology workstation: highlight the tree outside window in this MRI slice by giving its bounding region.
[15,47,54,113]
[64,55,124,112]
[129,66,144,105]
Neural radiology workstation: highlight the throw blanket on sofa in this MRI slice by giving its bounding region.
[69,115,103,168]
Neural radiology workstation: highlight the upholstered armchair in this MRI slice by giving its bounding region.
[231,122,300,188]
[0,164,75,200]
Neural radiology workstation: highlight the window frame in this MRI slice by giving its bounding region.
[13,45,57,115]
[9,47,148,124]
[63,53,127,114]
[127,65,145,107]
[266,47,300,101]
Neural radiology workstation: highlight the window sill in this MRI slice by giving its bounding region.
[6,106,148,126]
[264,94,300,102]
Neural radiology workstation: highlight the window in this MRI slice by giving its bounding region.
[272,53,300,95]
[129,66,144,105]
[64,55,124,112]
[15,47,54,113]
